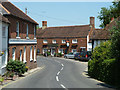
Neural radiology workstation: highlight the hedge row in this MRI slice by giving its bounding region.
[88,41,120,86]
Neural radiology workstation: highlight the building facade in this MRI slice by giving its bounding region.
[1,2,38,69]
[37,17,95,56]
[0,14,9,75]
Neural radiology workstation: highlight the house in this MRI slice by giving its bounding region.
[0,14,9,75]
[1,2,38,69]
[90,29,110,50]
[37,17,96,56]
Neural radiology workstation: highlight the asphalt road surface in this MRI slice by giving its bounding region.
[2,56,114,89]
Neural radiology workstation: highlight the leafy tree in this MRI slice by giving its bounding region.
[98,1,120,28]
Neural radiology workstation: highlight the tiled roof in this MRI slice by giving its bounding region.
[2,2,38,24]
[37,25,90,38]
[0,14,10,23]
[90,29,110,40]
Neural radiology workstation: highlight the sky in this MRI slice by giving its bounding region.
[10,1,113,28]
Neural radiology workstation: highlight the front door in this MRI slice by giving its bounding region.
[51,49,55,56]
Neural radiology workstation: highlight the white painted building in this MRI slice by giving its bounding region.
[0,14,9,75]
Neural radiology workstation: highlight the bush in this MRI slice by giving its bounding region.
[57,53,62,57]
[6,60,27,76]
[88,41,120,86]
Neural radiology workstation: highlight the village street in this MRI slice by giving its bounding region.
[2,56,114,89]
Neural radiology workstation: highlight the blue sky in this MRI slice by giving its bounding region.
[11,2,113,28]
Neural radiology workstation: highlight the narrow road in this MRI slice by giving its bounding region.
[3,56,114,89]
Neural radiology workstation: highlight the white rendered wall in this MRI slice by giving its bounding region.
[87,35,92,51]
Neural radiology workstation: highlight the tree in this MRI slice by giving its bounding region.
[98,1,120,28]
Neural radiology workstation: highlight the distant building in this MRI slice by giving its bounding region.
[37,17,96,56]
[1,2,38,69]
[0,14,9,75]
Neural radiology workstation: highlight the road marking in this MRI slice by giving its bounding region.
[60,84,66,89]
[61,67,63,71]
[57,71,60,76]
[61,64,64,67]
[56,76,59,82]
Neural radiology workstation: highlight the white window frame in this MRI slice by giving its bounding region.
[30,46,33,61]
[20,50,22,62]
[34,46,36,62]
[72,39,78,43]
[58,49,64,54]
[52,40,56,44]
[23,47,27,63]
[43,40,48,44]
[16,22,20,38]
[72,49,77,53]
[62,40,66,44]
[12,48,16,60]
[43,49,48,54]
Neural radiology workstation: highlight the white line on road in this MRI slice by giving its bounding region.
[57,71,60,76]
[61,64,64,67]
[56,76,59,82]
[61,67,63,71]
[60,84,66,89]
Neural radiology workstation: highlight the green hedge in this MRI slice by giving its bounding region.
[88,41,120,86]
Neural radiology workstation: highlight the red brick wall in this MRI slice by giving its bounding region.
[5,16,35,39]
[5,15,37,70]
[37,38,87,55]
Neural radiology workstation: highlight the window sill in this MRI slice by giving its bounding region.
[16,37,21,39]
[26,37,29,40]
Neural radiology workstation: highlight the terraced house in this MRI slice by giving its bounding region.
[37,17,96,56]
[1,1,38,69]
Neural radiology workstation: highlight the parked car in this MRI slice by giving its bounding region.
[64,52,78,59]
[75,51,92,61]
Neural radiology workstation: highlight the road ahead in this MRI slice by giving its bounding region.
[3,56,114,89]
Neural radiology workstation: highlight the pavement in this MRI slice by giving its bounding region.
[1,56,115,89]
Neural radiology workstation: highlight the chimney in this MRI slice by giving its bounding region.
[90,17,95,28]
[42,21,47,29]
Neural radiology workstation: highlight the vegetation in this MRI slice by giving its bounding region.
[98,1,120,28]
[57,53,62,57]
[88,20,120,87]
[6,60,27,76]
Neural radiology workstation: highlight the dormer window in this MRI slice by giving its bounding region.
[62,40,66,43]
[52,40,56,44]
[43,40,48,43]
[16,22,20,38]
[72,39,78,43]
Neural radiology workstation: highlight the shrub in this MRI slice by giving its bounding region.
[57,53,62,57]
[6,60,27,76]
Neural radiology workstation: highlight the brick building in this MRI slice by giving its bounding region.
[1,2,38,69]
[37,17,95,56]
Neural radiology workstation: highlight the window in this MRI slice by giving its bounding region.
[30,46,33,61]
[20,50,22,62]
[72,49,77,53]
[12,48,16,60]
[24,47,26,63]
[43,40,48,43]
[62,40,66,43]
[34,25,36,39]
[52,40,56,44]
[43,49,48,54]
[16,22,19,38]
[80,47,86,52]
[26,24,29,38]
[34,46,36,61]
[2,27,6,37]
[72,39,77,43]
[58,49,64,54]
